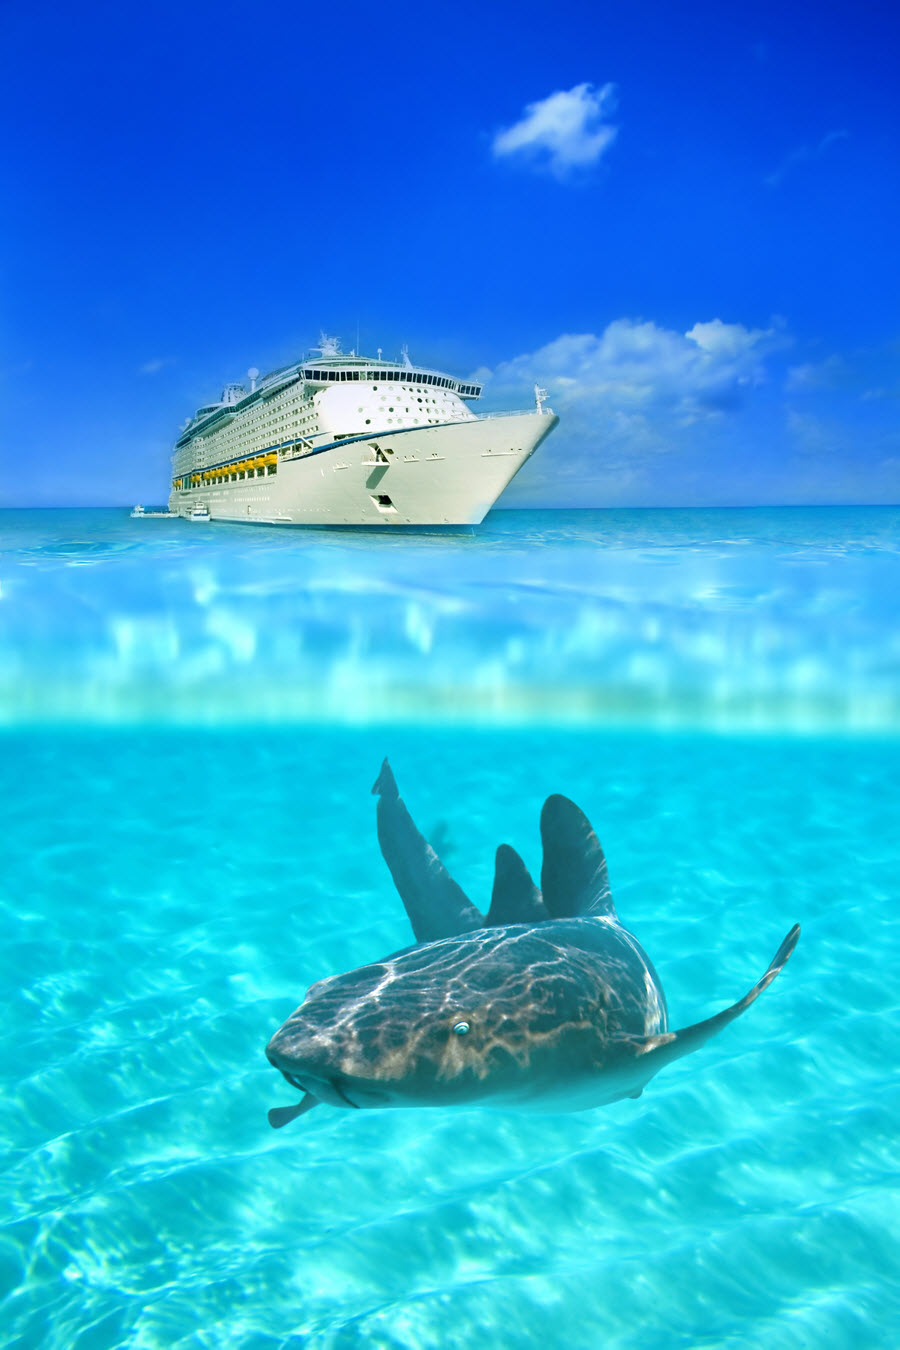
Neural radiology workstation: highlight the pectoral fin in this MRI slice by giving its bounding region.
[372,759,485,942]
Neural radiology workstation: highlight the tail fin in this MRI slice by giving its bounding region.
[627,924,800,1074]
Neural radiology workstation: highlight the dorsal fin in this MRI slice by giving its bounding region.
[539,794,615,919]
[623,924,800,1076]
[372,759,484,942]
[486,844,548,927]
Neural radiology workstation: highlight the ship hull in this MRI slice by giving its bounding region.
[168,411,557,526]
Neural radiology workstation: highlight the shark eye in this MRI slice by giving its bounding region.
[452,1021,470,1036]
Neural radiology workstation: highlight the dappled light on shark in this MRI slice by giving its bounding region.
[266,761,799,1126]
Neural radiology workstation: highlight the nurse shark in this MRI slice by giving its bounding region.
[266,761,799,1127]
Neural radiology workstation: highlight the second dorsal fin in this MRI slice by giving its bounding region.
[372,760,484,943]
[486,844,548,927]
[539,794,615,919]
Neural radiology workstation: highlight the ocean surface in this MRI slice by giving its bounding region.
[1,506,898,1348]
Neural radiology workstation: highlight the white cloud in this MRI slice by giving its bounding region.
[492,83,618,176]
[786,408,836,456]
[489,318,781,423]
[139,358,175,375]
[785,355,845,391]
[686,319,769,360]
[765,130,849,187]
[480,318,788,504]
[471,324,900,506]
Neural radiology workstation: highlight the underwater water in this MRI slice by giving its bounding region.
[1,506,899,1348]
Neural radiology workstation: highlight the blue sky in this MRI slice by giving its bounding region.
[1,0,898,507]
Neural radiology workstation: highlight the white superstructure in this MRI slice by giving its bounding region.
[168,337,558,526]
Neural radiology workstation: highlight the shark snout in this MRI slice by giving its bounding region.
[266,1028,363,1109]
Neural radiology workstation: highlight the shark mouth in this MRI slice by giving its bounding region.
[267,1068,362,1128]
[283,1069,360,1110]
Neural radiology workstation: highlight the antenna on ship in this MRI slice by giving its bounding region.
[248,366,260,393]
[534,384,549,414]
[401,343,413,370]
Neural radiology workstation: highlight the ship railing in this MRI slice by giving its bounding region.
[475,407,555,419]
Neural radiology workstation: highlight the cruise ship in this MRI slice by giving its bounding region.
[168,337,558,526]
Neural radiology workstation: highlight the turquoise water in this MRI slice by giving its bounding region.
[2,508,899,1347]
